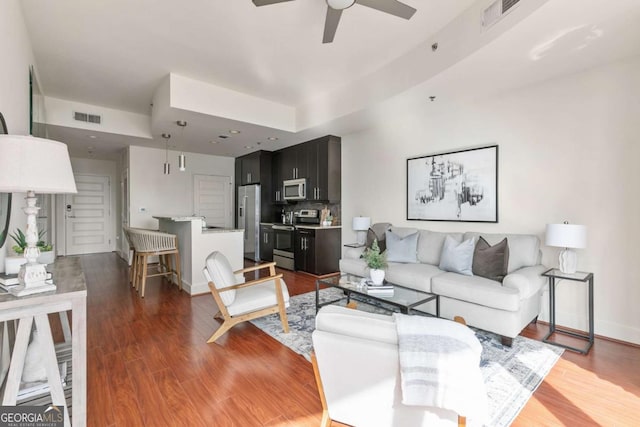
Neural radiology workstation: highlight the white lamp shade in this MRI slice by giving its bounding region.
[545,223,587,249]
[352,216,371,231]
[0,135,77,194]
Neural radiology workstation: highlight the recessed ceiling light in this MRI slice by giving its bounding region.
[88,135,97,139]
[218,135,229,139]
[244,145,253,149]
[267,137,278,141]
[229,130,241,134]
[209,140,220,144]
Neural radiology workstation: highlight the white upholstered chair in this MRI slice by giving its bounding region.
[202,251,290,344]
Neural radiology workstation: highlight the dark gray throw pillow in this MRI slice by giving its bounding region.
[472,237,509,282]
[365,223,391,253]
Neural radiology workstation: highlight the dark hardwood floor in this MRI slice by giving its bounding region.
[79,252,640,426]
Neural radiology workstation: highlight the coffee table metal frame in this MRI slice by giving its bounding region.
[316,274,439,316]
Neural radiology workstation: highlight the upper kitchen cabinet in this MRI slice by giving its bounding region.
[237,151,272,185]
[306,135,341,202]
[280,143,309,181]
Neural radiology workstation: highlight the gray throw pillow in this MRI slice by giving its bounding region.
[385,230,419,263]
[439,235,475,276]
[472,237,509,282]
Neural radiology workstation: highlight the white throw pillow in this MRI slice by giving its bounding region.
[385,230,419,263]
[439,235,475,276]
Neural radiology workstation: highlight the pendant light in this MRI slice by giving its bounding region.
[176,120,187,172]
[162,133,171,175]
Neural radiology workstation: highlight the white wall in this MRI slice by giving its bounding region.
[128,145,235,229]
[0,0,37,272]
[342,55,640,345]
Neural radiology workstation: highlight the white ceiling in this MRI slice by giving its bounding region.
[19,0,640,160]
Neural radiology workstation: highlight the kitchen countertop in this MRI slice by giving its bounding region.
[260,222,341,230]
[154,215,204,222]
[202,227,243,233]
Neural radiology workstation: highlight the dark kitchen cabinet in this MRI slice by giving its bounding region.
[306,135,341,202]
[259,224,274,262]
[272,151,284,203]
[294,227,341,275]
[280,143,309,180]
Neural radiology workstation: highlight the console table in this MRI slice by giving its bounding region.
[542,268,594,354]
[0,257,87,426]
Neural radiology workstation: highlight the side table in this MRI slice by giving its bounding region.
[541,268,594,354]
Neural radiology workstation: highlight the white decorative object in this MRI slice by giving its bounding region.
[0,135,77,296]
[545,222,587,274]
[5,255,26,275]
[352,216,371,245]
[370,268,385,285]
[37,248,56,265]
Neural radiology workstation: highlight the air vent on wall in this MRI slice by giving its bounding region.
[482,0,521,28]
[73,111,101,124]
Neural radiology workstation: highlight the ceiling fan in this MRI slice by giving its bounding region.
[252,0,417,44]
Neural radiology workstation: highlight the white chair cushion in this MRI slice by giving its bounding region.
[227,279,290,316]
[204,251,237,306]
[315,305,398,345]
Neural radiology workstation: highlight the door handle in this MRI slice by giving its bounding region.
[67,215,76,218]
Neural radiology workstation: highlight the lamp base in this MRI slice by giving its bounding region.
[11,262,57,296]
[558,248,578,274]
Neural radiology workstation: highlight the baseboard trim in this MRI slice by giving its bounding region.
[537,320,640,348]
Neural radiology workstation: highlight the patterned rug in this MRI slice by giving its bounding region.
[250,288,563,427]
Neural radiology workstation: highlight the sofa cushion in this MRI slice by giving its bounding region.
[464,232,540,273]
[439,236,475,276]
[432,273,520,311]
[365,223,392,253]
[339,257,369,278]
[385,262,444,293]
[472,237,509,282]
[385,230,419,263]
[417,231,464,265]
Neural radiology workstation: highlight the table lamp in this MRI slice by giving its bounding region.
[0,135,77,296]
[352,216,371,246]
[545,222,587,274]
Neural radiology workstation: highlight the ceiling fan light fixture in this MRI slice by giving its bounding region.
[327,0,355,10]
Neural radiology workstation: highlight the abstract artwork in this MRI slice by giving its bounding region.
[407,145,498,222]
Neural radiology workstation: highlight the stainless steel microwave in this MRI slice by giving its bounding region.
[283,178,306,201]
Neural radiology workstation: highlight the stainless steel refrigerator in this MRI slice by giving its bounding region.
[237,184,261,261]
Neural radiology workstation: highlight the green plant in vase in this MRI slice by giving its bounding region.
[10,228,53,254]
[362,239,387,284]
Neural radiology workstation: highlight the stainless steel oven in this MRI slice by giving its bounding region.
[272,224,295,270]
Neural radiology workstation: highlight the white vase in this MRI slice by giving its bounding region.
[370,269,385,285]
[37,249,56,265]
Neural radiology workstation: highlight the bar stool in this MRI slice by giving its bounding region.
[127,228,182,298]
[123,226,162,288]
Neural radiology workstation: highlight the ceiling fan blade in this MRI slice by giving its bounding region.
[252,0,295,6]
[356,0,416,20]
[323,7,343,44]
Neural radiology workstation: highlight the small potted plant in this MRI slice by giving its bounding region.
[10,228,55,265]
[362,239,387,285]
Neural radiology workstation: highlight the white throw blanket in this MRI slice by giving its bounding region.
[393,314,488,423]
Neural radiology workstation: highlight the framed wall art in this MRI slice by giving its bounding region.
[407,145,498,222]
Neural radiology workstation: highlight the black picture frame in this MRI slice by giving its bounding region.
[406,145,498,222]
[0,112,12,248]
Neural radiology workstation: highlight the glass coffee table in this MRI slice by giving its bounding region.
[316,274,439,316]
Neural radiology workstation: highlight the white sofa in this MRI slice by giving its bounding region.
[339,226,547,345]
[312,305,484,427]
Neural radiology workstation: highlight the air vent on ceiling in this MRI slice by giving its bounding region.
[482,0,521,28]
[73,111,101,124]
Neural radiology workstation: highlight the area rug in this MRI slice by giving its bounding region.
[250,288,563,427]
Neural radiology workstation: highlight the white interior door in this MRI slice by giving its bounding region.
[65,175,112,255]
[193,175,232,228]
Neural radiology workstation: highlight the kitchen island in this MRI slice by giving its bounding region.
[154,216,244,295]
